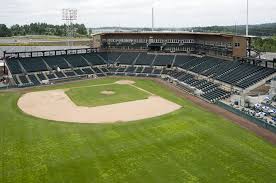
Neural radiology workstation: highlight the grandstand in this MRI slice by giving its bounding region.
[91,32,250,58]
[4,47,276,103]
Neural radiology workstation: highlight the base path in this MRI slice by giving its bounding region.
[18,90,181,123]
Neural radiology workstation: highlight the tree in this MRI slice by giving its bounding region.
[10,24,22,36]
[76,24,87,36]
[253,37,276,52]
[0,23,88,37]
[0,24,12,37]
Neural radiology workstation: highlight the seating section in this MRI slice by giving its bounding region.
[117,52,139,65]
[190,57,221,74]
[74,69,85,76]
[44,56,70,69]
[153,68,162,75]
[201,88,231,102]
[56,72,66,78]
[64,71,77,77]
[116,67,126,73]
[93,67,105,77]
[167,70,231,102]
[236,68,275,89]
[13,76,20,85]
[108,67,117,73]
[179,57,207,70]
[37,73,47,81]
[125,66,137,73]
[134,53,155,65]
[18,75,29,84]
[28,74,40,85]
[174,56,196,66]
[135,67,144,73]
[5,51,276,103]
[101,67,109,73]
[20,57,48,73]
[153,55,174,66]
[64,55,89,67]
[143,67,154,74]
[97,52,108,62]
[6,59,23,74]
[203,61,240,78]
[175,56,276,89]
[214,64,275,89]
[105,52,122,63]
[82,68,94,75]
[46,73,56,80]
[82,53,106,65]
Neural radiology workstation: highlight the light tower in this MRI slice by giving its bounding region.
[62,9,78,47]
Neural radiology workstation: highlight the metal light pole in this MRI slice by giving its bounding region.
[246,0,249,36]
[152,7,154,32]
[152,0,161,32]
[62,9,78,47]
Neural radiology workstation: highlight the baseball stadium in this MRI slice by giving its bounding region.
[0,31,276,182]
[1,1,276,183]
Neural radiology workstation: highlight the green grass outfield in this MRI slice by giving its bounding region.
[65,83,150,107]
[0,78,276,183]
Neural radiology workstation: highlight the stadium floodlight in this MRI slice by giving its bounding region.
[62,9,77,21]
[62,9,78,47]
[246,0,249,36]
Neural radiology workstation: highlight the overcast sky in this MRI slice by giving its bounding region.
[0,0,275,28]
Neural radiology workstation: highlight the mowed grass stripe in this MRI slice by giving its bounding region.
[65,84,150,107]
[0,78,276,183]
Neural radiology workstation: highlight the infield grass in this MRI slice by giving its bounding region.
[0,78,276,183]
[65,83,150,107]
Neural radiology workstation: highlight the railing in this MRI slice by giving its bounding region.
[216,101,276,134]
[0,84,19,90]
[4,48,98,59]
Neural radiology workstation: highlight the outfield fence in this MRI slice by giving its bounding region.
[216,101,276,134]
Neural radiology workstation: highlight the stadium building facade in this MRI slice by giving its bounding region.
[91,32,250,59]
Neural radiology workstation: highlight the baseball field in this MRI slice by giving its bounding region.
[1,77,276,183]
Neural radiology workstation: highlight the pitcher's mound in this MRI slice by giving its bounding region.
[115,80,135,85]
[101,91,115,95]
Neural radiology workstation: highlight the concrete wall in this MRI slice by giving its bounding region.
[232,36,247,58]
[91,34,102,48]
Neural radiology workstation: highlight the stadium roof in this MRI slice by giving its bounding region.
[92,31,249,38]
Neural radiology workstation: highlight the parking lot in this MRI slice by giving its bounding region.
[227,98,276,128]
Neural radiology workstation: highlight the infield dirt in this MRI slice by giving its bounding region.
[17,81,181,123]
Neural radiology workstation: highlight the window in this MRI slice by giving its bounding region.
[235,43,240,47]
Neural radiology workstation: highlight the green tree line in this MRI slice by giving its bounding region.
[191,23,276,37]
[0,23,88,37]
[253,37,276,52]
